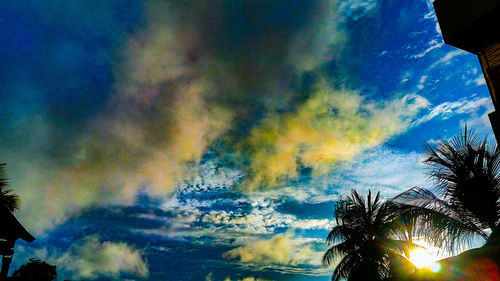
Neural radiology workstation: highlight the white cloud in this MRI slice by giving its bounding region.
[428,50,468,69]
[257,146,430,204]
[201,209,332,233]
[411,41,443,59]
[435,22,442,35]
[291,219,332,230]
[469,76,486,86]
[417,75,428,90]
[423,10,436,20]
[413,96,492,126]
[200,208,293,234]
[33,236,149,280]
[340,0,378,19]
[459,103,495,137]
[331,148,429,196]
[378,50,389,56]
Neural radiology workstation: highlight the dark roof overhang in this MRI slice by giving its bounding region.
[433,0,500,54]
[0,207,35,243]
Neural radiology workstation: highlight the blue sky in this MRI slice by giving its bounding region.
[0,0,495,280]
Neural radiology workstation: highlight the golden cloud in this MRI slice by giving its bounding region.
[240,87,428,190]
[223,232,323,266]
[14,3,233,231]
[224,278,271,281]
[206,273,272,281]
[6,0,388,234]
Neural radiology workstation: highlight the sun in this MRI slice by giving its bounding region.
[409,248,438,269]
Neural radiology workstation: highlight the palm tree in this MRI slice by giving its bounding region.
[393,127,500,252]
[323,190,417,281]
[0,163,20,212]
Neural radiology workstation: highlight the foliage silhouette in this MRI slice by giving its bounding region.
[0,163,20,212]
[11,258,56,281]
[323,190,418,281]
[394,127,500,253]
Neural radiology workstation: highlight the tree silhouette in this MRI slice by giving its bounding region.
[12,258,57,281]
[323,190,417,281]
[394,127,500,252]
[0,163,20,212]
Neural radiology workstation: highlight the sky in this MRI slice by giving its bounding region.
[0,0,495,280]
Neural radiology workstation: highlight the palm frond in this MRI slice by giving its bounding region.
[379,238,422,258]
[322,242,347,266]
[0,163,9,190]
[325,189,416,280]
[423,128,500,229]
[326,225,363,245]
[0,163,20,212]
[393,187,488,254]
[331,254,358,281]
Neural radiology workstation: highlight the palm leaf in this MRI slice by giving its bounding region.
[394,187,488,253]
[325,189,415,280]
[0,163,20,212]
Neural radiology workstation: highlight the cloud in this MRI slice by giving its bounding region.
[224,278,271,281]
[240,86,428,190]
[223,232,323,266]
[292,219,332,230]
[254,146,430,206]
[466,75,486,86]
[2,0,427,239]
[427,50,468,69]
[206,273,272,281]
[330,147,430,195]
[200,207,332,234]
[25,236,148,280]
[3,0,346,233]
[340,0,378,20]
[417,75,428,90]
[413,96,492,126]
[411,40,443,59]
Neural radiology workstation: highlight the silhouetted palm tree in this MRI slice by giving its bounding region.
[323,190,417,281]
[0,163,20,212]
[394,127,500,252]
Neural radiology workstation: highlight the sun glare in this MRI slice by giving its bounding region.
[409,249,438,269]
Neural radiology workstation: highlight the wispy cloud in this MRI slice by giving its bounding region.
[413,96,492,126]
[411,40,443,59]
[427,50,468,70]
[466,75,487,86]
[254,146,429,205]
[340,0,378,20]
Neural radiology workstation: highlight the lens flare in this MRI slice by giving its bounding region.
[409,249,435,268]
[429,262,442,273]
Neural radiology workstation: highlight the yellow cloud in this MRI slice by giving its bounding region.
[223,232,322,266]
[8,0,352,233]
[224,278,271,281]
[241,87,428,190]
[206,273,271,281]
[14,6,232,231]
